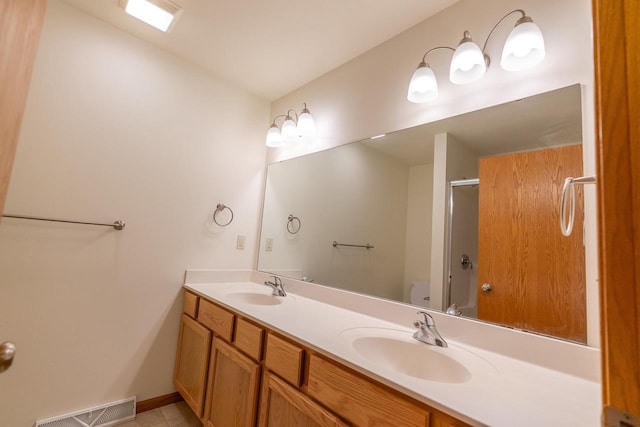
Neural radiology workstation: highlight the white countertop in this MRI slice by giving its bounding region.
[184,280,601,427]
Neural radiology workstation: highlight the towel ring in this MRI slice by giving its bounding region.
[560,175,596,236]
[287,214,301,234]
[213,203,234,227]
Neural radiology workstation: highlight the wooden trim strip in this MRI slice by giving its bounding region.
[592,0,640,417]
[136,392,183,414]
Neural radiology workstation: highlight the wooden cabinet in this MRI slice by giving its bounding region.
[307,354,430,427]
[198,298,235,341]
[264,333,304,387]
[173,314,212,418]
[204,338,261,427]
[174,290,468,427]
[259,371,347,427]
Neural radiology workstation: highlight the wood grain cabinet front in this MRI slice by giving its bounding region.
[198,299,235,341]
[234,317,264,361]
[307,354,430,427]
[204,338,261,427]
[183,291,199,319]
[264,333,304,387]
[259,371,348,427]
[173,314,212,418]
[175,292,468,427]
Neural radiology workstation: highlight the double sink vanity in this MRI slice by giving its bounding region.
[174,270,600,427]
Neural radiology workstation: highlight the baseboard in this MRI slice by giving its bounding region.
[136,392,183,413]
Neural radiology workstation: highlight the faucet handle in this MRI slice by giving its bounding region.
[416,311,436,327]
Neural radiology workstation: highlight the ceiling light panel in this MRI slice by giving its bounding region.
[117,0,182,32]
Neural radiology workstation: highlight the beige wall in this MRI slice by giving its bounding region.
[0,1,269,425]
[269,0,599,345]
[430,134,479,310]
[403,163,434,303]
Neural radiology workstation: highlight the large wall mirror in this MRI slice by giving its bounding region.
[258,84,590,344]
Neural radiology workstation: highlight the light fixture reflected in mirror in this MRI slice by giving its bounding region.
[266,103,316,147]
[407,9,545,103]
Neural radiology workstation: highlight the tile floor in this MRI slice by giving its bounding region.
[119,401,202,427]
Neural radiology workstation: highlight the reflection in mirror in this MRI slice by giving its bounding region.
[258,84,587,343]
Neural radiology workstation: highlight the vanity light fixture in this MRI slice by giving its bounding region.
[266,103,316,148]
[117,0,182,32]
[408,9,545,103]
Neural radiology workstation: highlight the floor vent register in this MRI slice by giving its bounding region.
[35,397,136,427]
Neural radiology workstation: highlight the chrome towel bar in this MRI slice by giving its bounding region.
[332,240,374,250]
[2,214,125,230]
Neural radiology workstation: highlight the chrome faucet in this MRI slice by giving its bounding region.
[413,311,447,347]
[264,275,286,296]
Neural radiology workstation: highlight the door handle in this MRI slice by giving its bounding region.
[0,342,16,373]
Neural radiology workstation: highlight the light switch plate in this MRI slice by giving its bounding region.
[236,235,246,250]
[265,237,274,252]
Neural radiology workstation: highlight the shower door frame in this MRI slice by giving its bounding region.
[444,178,479,311]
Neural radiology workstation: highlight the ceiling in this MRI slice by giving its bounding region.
[363,84,583,165]
[60,0,459,101]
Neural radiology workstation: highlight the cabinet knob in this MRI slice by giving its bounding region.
[481,283,492,293]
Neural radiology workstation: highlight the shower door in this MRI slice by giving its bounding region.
[446,179,479,317]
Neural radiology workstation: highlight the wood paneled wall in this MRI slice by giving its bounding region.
[0,0,47,217]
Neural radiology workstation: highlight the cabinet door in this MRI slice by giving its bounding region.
[174,314,212,418]
[259,371,348,427]
[204,339,260,427]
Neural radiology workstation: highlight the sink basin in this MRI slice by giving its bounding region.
[340,327,495,384]
[225,292,285,306]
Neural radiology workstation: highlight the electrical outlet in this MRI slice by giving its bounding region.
[265,237,274,252]
[236,235,246,250]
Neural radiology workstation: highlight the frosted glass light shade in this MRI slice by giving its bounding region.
[281,117,298,141]
[266,125,283,148]
[407,62,438,103]
[125,0,175,32]
[449,38,487,84]
[297,111,316,137]
[500,19,545,71]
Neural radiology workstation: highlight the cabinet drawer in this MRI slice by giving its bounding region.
[264,333,304,387]
[307,354,430,427]
[198,299,234,341]
[234,317,264,361]
[183,291,199,318]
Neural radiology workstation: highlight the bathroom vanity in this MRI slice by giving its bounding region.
[174,272,600,427]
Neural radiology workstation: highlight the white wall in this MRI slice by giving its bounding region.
[430,134,479,310]
[268,0,598,345]
[0,1,269,425]
[259,143,409,301]
[403,163,433,303]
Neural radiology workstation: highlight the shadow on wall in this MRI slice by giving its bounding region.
[107,291,183,400]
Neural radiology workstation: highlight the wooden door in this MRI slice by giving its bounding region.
[0,0,46,216]
[204,338,261,427]
[258,371,347,427]
[477,145,586,342]
[173,314,212,418]
[592,0,640,422]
